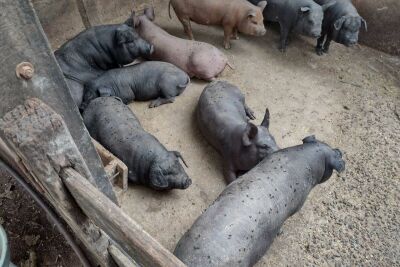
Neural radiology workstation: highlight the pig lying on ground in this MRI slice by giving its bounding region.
[83,97,192,190]
[174,135,345,266]
[249,0,335,52]
[128,7,230,81]
[196,81,278,184]
[169,0,267,49]
[314,0,367,55]
[55,23,153,106]
[80,61,190,110]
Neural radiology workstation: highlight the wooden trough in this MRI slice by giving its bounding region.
[0,0,187,266]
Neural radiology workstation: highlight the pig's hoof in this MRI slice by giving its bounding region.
[322,47,330,53]
[315,48,324,56]
[224,43,231,50]
[149,100,160,108]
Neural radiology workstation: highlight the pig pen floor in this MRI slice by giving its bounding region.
[114,4,400,266]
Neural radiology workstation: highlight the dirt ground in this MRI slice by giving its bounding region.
[1,1,399,266]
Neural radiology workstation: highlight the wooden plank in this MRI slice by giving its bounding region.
[61,167,187,267]
[0,0,117,203]
[0,98,115,266]
[109,244,139,267]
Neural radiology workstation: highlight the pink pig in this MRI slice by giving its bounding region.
[127,7,231,81]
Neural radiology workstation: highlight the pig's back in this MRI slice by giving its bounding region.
[196,82,247,151]
[175,147,316,266]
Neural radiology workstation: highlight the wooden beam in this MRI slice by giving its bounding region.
[61,167,187,267]
[109,244,139,267]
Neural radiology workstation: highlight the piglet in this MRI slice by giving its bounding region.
[249,0,335,52]
[174,136,345,267]
[169,0,267,49]
[128,7,230,81]
[314,0,367,55]
[196,81,278,184]
[80,61,190,110]
[83,97,192,190]
[55,23,153,106]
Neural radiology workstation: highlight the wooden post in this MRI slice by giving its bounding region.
[61,167,187,267]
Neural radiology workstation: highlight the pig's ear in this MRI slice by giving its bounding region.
[242,123,258,146]
[247,10,257,18]
[321,1,336,11]
[115,28,130,44]
[144,6,155,21]
[302,135,317,144]
[150,166,169,189]
[334,16,346,30]
[300,6,311,13]
[257,1,267,11]
[260,108,270,128]
[361,17,367,31]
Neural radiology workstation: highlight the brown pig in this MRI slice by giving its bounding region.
[128,7,230,81]
[169,0,267,49]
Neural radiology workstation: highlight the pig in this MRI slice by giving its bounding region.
[168,0,267,49]
[80,61,190,111]
[249,0,335,52]
[55,23,154,106]
[314,0,367,55]
[174,135,345,267]
[82,97,192,190]
[128,7,230,81]
[196,81,279,184]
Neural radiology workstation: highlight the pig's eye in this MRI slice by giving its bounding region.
[252,21,258,25]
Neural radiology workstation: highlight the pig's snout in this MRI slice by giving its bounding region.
[255,27,267,36]
[173,176,192,190]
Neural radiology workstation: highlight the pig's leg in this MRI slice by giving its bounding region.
[278,23,289,53]
[223,161,237,184]
[315,35,326,56]
[223,25,234,49]
[322,36,332,54]
[149,97,175,108]
[178,16,194,40]
[244,104,256,120]
[231,28,239,40]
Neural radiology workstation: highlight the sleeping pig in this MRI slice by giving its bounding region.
[249,0,335,52]
[128,7,230,81]
[174,135,345,266]
[169,0,267,49]
[55,23,153,106]
[80,61,190,110]
[314,0,367,55]
[83,97,192,190]
[196,81,278,184]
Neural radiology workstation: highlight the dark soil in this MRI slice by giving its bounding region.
[0,168,81,266]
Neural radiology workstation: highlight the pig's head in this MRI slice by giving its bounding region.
[332,15,367,47]
[114,24,154,65]
[242,109,279,162]
[149,151,192,190]
[238,1,267,36]
[295,2,335,38]
[302,135,345,184]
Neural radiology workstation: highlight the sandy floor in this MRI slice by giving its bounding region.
[1,1,399,266]
[117,2,400,266]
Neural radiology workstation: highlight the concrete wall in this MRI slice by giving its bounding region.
[32,0,399,55]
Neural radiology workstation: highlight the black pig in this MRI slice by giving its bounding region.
[174,136,345,267]
[249,0,335,52]
[196,81,278,184]
[83,97,191,190]
[80,61,190,110]
[55,23,154,106]
[314,0,367,55]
